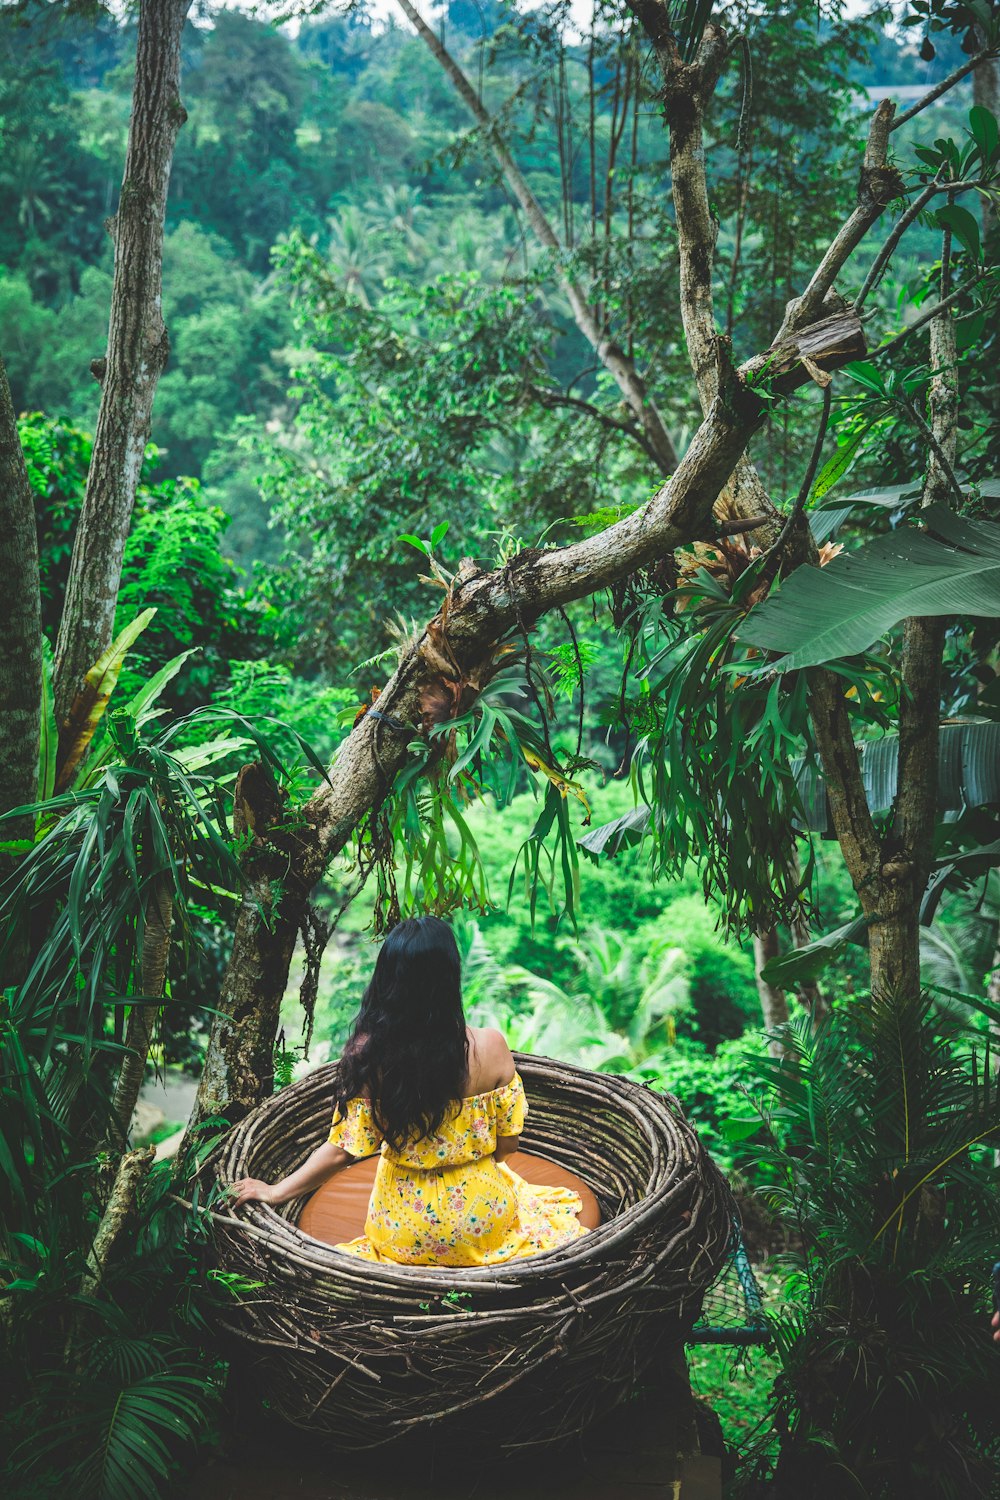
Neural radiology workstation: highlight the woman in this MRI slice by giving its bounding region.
[228,915,589,1266]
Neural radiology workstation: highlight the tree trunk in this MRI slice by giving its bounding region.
[192,889,302,1129]
[974,45,999,236]
[753,926,791,1057]
[192,760,309,1129]
[0,351,42,993]
[52,0,192,755]
[80,1146,154,1299]
[393,0,680,475]
[868,298,954,1003]
[110,874,174,1142]
[0,351,42,856]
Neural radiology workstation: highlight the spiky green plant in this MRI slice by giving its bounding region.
[734,992,1000,1498]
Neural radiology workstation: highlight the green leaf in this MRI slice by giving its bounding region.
[720,1116,765,1143]
[969,105,999,163]
[577,805,651,861]
[448,705,496,782]
[398,533,429,556]
[760,915,869,986]
[809,421,873,505]
[430,520,450,549]
[815,482,922,514]
[843,361,887,396]
[738,505,1000,672]
[936,203,981,262]
[914,145,943,170]
[55,608,157,793]
[122,649,198,727]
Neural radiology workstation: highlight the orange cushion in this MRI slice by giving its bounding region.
[298,1149,601,1248]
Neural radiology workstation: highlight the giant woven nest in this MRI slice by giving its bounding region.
[207,1052,737,1450]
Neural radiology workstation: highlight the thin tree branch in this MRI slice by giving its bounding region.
[714,515,772,538]
[526,385,657,459]
[775,100,904,342]
[393,0,680,473]
[857,178,990,311]
[872,271,989,362]
[890,50,995,133]
[901,392,966,510]
[855,180,941,310]
[755,383,833,591]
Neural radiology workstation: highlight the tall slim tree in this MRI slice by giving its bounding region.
[52,0,192,761]
[0,0,193,1130]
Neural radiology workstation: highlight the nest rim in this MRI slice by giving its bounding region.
[212,1051,702,1287]
[205,1050,738,1448]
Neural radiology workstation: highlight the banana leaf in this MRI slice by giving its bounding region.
[759,914,870,986]
[577,804,651,861]
[738,504,1000,673]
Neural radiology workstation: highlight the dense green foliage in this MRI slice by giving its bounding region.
[737,996,1000,1498]
[2,0,999,1494]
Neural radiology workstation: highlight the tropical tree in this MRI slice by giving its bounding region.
[2,1,1000,1489]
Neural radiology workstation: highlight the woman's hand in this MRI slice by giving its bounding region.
[227,1177,278,1211]
[224,1143,353,1215]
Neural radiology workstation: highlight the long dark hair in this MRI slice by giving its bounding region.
[335,916,468,1151]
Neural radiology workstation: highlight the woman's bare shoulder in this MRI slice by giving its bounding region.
[466,1026,516,1092]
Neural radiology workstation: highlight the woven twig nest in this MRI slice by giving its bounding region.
[207,1053,737,1450]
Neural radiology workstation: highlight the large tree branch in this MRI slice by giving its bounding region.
[393,0,680,475]
[629,9,787,542]
[657,21,729,410]
[300,310,867,885]
[188,310,864,1133]
[52,0,192,753]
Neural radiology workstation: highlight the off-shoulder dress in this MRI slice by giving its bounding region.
[326,1071,589,1267]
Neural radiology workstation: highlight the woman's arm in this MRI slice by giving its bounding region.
[227,1141,353,1210]
[494,1133,520,1164]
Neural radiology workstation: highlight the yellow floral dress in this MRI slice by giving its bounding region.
[326,1071,589,1267]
